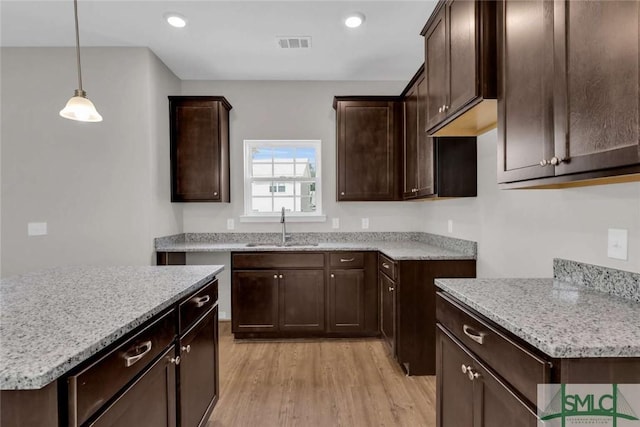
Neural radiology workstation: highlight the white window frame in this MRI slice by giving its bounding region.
[240,139,325,223]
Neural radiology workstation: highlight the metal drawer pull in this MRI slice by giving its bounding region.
[461,364,479,380]
[382,263,390,269]
[461,364,469,374]
[170,356,181,365]
[124,340,152,367]
[463,324,486,345]
[340,258,355,262]
[194,295,210,308]
[331,274,335,278]
[181,345,191,353]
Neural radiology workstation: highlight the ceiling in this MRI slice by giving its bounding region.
[0,1,437,81]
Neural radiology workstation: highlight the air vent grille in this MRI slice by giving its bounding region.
[277,36,312,49]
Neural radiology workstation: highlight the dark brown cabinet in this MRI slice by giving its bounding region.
[334,97,402,201]
[231,270,279,333]
[279,269,325,332]
[498,0,640,188]
[329,269,365,332]
[91,346,178,427]
[169,96,232,202]
[421,0,497,137]
[381,256,477,375]
[178,306,219,427]
[436,327,537,427]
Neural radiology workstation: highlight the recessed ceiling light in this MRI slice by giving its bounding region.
[345,13,365,28]
[164,13,187,28]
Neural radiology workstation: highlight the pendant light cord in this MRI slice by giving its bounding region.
[74,0,83,93]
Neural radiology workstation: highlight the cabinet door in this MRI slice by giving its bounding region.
[416,76,435,196]
[170,98,227,202]
[179,307,218,427]
[90,347,177,427]
[446,0,477,114]
[279,270,325,332]
[497,0,555,183]
[328,269,365,332]
[553,0,640,176]
[403,85,419,199]
[232,270,279,333]
[380,273,396,355]
[436,328,473,427]
[425,8,448,131]
[337,101,399,201]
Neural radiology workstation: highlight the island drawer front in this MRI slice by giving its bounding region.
[68,309,177,426]
[329,252,365,268]
[378,254,397,280]
[232,253,325,269]
[180,279,218,334]
[436,292,551,405]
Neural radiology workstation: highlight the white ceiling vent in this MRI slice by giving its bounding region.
[277,36,312,49]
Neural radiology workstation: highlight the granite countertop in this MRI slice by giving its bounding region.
[0,265,224,390]
[435,277,640,359]
[155,232,477,261]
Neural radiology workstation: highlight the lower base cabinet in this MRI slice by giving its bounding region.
[179,306,219,427]
[91,346,178,427]
[279,270,325,332]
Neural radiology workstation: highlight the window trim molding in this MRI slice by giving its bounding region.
[243,139,324,221]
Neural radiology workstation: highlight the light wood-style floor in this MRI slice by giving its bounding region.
[206,322,437,427]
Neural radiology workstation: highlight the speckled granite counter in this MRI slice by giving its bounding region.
[435,260,640,358]
[155,232,477,260]
[0,265,223,390]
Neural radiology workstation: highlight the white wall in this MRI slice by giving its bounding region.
[420,129,640,276]
[1,47,182,276]
[180,80,425,234]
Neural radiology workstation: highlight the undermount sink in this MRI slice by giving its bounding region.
[245,242,319,247]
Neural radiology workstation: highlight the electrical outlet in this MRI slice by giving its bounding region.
[227,219,235,230]
[447,219,453,233]
[332,218,340,229]
[608,228,628,260]
[28,222,47,236]
[361,218,369,229]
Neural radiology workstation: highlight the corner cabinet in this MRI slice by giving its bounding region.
[402,67,478,200]
[421,0,497,137]
[498,0,640,188]
[334,97,402,201]
[169,96,232,202]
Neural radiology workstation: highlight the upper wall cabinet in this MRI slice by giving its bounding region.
[498,0,640,188]
[421,0,497,137]
[334,97,402,201]
[169,96,232,202]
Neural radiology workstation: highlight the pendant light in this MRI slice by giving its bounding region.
[59,0,102,122]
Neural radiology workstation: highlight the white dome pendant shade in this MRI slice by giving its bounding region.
[59,0,102,123]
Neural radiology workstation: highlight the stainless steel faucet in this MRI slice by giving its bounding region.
[280,207,288,245]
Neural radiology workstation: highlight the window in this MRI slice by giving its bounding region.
[242,140,323,221]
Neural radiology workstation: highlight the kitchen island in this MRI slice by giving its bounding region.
[434,259,640,426]
[1,265,223,427]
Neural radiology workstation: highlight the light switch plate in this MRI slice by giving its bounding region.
[448,219,453,233]
[607,228,628,260]
[361,218,369,229]
[226,218,235,230]
[332,218,340,229]
[28,222,47,236]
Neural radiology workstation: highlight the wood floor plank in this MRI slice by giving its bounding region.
[208,322,436,427]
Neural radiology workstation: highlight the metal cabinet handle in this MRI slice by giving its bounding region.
[274,274,278,279]
[170,356,181,365]
[388,286,394,292]
[194,295,210,308]
[340,258,355,263]
[461,364,469,374]
[463,324,486,345]
[340,191,345,196]
[331,274,335,278]
[279,274,283,279]
[124,340,152,367]
[382,263,390,269]
[467,368,480,381]
[438,107,442,113]
[213,192,218,196]
[181,345,191,354]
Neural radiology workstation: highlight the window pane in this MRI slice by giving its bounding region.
[274,197,294,212]
[252,163,272,177]
[273,163,295,177]
[295,197,316,213]
[252,197,273,212]
[273,147,295,162]
[252,181,273,196]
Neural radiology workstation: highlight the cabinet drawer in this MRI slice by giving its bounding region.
[180,280,218,334]
[436,292,550,405]
[378,254,397,280]
[232,252,325,269]
[329,252,364,268]
[68,309,176,426]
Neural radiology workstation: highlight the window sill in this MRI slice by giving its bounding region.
[239,214,327,223]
